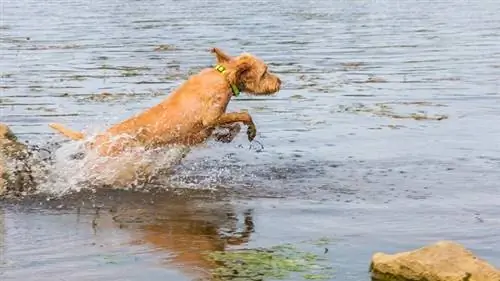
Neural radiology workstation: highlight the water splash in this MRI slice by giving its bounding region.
[1,124,261,199]
[29,136,192,197]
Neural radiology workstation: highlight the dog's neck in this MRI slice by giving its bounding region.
[214,64,240,97]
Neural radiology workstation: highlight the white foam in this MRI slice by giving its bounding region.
[34,136,191,196]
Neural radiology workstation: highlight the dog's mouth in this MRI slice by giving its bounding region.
[242,84,281,96]
[260,86,281,95]
[245,89,279,96]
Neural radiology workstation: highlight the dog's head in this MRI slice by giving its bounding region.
[211,48,282,95]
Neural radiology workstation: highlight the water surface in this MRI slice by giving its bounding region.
[1,0,500,280]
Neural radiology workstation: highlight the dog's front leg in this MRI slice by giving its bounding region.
[209,112,257,142]
[212,123,241,143]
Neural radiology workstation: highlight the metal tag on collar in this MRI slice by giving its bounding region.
[215,64,226,74]
[215,64,239,96]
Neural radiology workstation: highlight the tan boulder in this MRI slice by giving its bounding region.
[370,240,500,281]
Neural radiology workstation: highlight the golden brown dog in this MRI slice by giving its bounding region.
[48,47,281,157]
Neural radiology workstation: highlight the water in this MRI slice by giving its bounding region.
[1,0,500,280]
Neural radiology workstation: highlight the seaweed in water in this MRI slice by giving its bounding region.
[336,102,448,121]
[203,243,334,281]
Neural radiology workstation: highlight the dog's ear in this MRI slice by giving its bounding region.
[234,55,253,73]
[226,55,253,85]
[210,47,233,63]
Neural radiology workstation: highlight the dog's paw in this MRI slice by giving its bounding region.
[246,124,257,142]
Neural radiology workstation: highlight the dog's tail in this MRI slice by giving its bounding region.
[48,123,85,140]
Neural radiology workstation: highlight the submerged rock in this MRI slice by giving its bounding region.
[370,240,500,281]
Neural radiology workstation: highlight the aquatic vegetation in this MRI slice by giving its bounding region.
[99,64,151,71]
[337,102,448,121]
[0,98,14,104]
[365,76,387,83]
[0,73,13,78]
[381,124,406,130]
[340,62,366,70]
[121,69,141,77]
[78,90,165,103]
[382,101,448,107]
[25,106,56,112]
[203,242,334,281]
[153,44,176,51]
[309,237,337,246]
[28,85,44,92]
[22,44,81,50]
[68,75,87,81]
[290,94,307,100]
[80,92,120,102]
[96,65,152,77]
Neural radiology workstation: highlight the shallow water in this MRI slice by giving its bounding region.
[1,0,500,280]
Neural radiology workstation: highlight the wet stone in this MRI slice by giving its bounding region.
[370,240,500,281]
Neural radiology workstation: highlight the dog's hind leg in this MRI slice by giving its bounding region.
[48,123,85,140]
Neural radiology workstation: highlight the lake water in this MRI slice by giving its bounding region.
[1,0,500,280]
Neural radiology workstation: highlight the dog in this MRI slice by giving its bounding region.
[48,47,282,157]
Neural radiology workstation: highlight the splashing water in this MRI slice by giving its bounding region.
[30,135,192,196]
[2,124,258,198]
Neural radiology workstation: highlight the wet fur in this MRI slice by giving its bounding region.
[49,48,282,157]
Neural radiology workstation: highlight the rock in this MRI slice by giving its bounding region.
[370,240,500,281]
[0,156,6,195]
[0,123,36,197]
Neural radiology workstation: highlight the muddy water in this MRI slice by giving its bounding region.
[1,0,500,280]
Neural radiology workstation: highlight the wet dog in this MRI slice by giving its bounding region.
[48,48,282,157]
[47,48,281,186]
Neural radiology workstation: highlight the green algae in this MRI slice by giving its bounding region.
[68,75,87,81]
[153,44,176,51]
[203,242,334,281]
[337,102,448,121]
[77,90,165,103]
[121,69,141,77]
[310,237,337,246]
[26,106,56,112]
[28,85,44,92]
[0,98,14,104]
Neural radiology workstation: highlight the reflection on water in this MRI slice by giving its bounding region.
[119,199,254,279]
[0,189,256,280]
